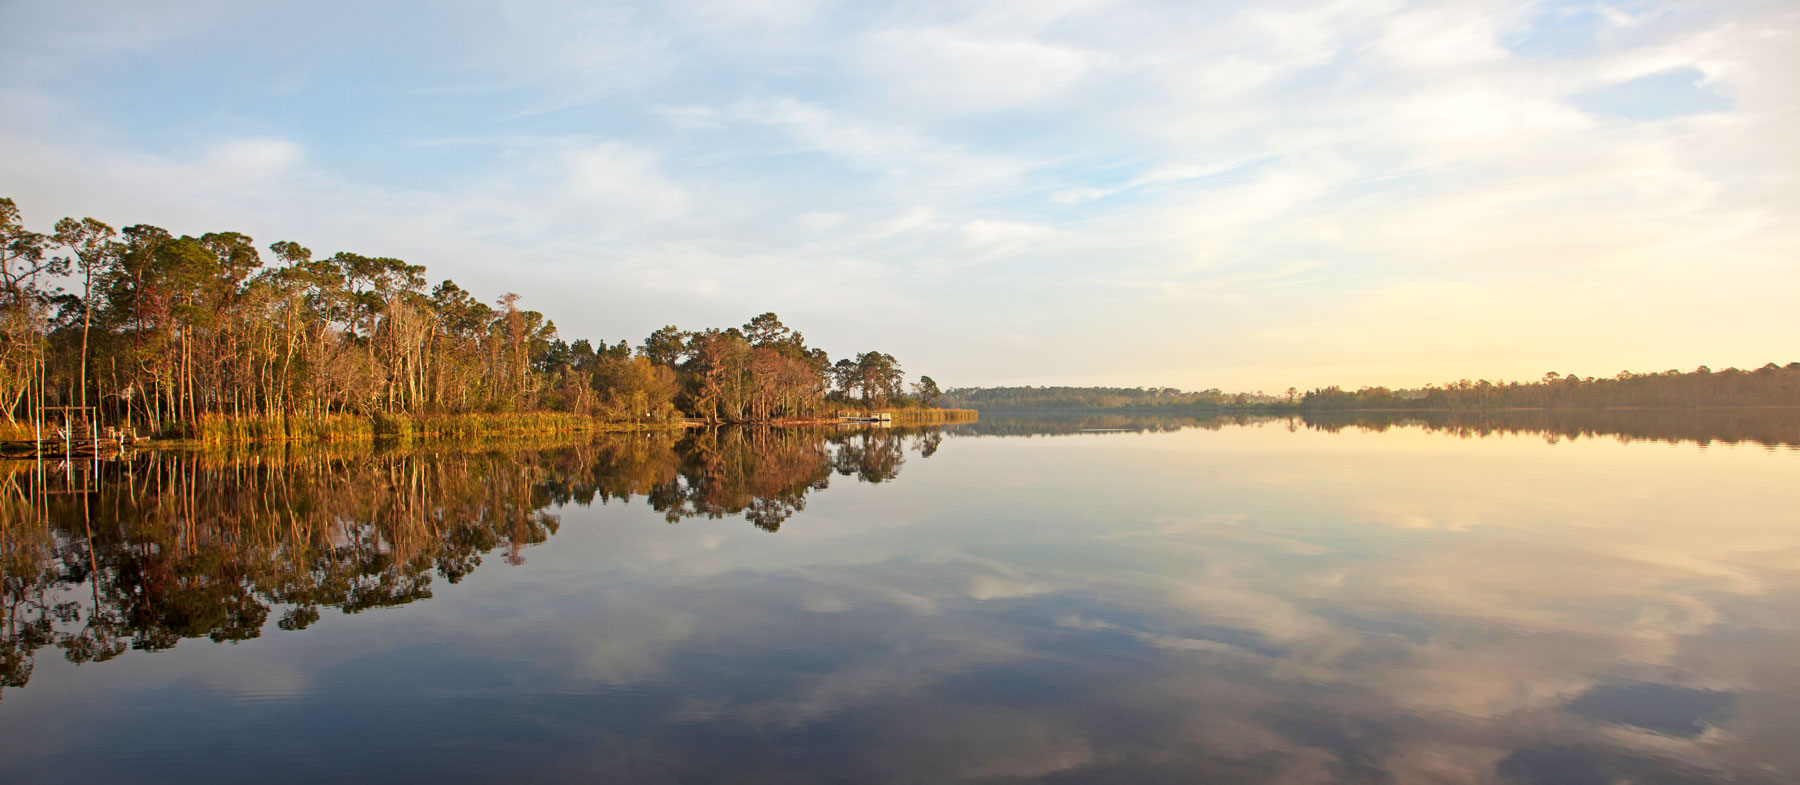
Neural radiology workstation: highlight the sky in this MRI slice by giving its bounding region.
[1,0,1795,393]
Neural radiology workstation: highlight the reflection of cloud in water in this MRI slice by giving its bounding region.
[475,424,1800,782]
[571,607,701,685]
[1569,682,1737,738]
[800,594,851,613]
[4,419,1800,783]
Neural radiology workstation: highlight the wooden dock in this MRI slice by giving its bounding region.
[838,412,894,424]
[1,439,132,459]
[3,404,147,459]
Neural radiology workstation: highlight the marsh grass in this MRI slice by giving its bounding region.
[164,411,666,444]
[880,408,978,424]
[174,414,375,443]
[50,408,950,447]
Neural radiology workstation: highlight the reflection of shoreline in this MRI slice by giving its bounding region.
[954,408,1800,448]
[0,426,945,698]
[1299,408,1800,448]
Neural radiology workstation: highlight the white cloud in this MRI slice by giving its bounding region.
[203,138,305,180]
[0,0,235,78]
[1052,157,1266,204]
[1374,4,1513,69]
[855,27,1104,112]
[959,219,1054,258]
[655,105,723,130]
[725,96,1031,196]
[561,142,689,222]
[1383,89,1594,162]
[796,211,846,232]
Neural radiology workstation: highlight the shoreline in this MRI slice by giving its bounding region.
[962,404,1800,415]
[0,408,980,453]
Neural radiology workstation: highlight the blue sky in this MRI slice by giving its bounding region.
[2,0,1795,391]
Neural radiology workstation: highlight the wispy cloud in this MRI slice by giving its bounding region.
[1,0,1794,390]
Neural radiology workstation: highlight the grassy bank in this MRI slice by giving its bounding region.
[166,408,980,442]
[878,408,979,424]
[4,407,975,448]
[166,412,689,444]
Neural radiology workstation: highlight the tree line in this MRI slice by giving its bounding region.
[946,364,1799,414]
[957,410,1800,449]
[942,385,1278,410]
[1297,364,1800,410]
[1296,407,1800,448]
[1,196,944,437]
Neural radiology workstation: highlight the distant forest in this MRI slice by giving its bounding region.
[959,409,1800,449]
[944,386,1281,410]
[1299,365,1800,409]
[948,363,1800,412]
[0,197,946,437]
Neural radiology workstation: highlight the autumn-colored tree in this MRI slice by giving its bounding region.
[0,197,950,432]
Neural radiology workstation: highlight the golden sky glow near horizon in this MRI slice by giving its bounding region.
[1,1,1795,392]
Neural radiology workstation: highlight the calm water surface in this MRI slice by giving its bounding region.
[2,414,1798,784]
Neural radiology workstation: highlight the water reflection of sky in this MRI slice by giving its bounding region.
[3,422,1798,783]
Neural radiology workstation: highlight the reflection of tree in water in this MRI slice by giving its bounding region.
[647,428,832,531]
[0,445,565,696]
[0,425,943,696]
[831,430,908,484]
[644,426,924,530]
[914,429,942,458]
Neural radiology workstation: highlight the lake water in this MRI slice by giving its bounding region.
[2,413,1798,784]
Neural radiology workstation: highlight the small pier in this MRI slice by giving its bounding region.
[838,412,894,424]
[2,406,144,459]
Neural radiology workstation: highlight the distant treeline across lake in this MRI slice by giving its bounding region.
[957,408,1800,449]
[947,362,1800,412]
